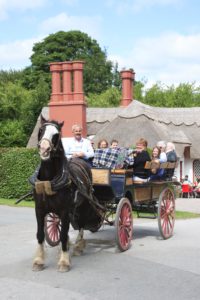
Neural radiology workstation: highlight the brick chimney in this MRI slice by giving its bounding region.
[48,61,87,137]
[120,69,135,106]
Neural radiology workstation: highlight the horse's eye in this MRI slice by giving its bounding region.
[38,128,43,140]
[52,133,59,146]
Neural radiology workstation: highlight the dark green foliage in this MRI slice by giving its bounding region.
[0,148,39,199]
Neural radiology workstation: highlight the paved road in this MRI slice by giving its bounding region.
[0,203,200,300]
[176,197,200,213]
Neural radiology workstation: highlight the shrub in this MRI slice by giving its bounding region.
[0,148,39,199]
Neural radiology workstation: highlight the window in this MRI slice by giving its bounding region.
[193,160,200,179]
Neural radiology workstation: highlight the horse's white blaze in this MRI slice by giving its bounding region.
[43,125,59,141]
[39,125,59,160]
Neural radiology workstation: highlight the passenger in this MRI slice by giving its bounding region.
[156,141,167,163]
[110,139,119,149]
[150,146,161,175]
[132,138,151,182]
[165,142,177,179]
[62,124,94,163]
[151,140,167,179]
[97,139,109,149]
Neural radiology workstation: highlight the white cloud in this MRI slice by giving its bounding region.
[0,38,40,70]
[108,32,200,87]
[0,11,103,70]
[0,0,47,20]
[40,13,102,40]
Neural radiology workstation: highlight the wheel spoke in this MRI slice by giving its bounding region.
[115,199,133,251]
[158,188,175,239]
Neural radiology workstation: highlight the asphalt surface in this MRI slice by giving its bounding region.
[176,197,200,213]
[0,199,200,300]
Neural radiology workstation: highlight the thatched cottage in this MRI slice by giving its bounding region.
[27,62,200,183]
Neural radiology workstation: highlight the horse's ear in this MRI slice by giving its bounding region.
[58,121,64,128]
[41,115,47,125]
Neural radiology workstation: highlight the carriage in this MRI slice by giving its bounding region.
[45,162,178,252]
[29,119,179,272]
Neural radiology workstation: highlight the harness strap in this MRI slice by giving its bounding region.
[29,159,71,195]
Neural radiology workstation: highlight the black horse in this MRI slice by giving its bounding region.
[30,118,102,272]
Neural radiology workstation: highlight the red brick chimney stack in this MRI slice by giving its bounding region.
[50,62,62,102]
[48,61,87,137]
[62,62,73,101]
[120,69,135,106]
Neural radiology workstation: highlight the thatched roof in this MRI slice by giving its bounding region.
[27,100,200,158]
[88,100,200,158]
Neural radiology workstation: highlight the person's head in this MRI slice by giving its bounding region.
[166,142,175,153]
[98,139,108,149]
[136,138,148,151]
[72,124,82,141]
[185,175,188,180]
[152,146,161,158]
[157,140,166,152]
[110,139,118,149]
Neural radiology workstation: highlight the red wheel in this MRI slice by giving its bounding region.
[44,213,61,246]
[115,198,133,251]
[158,187,175,239]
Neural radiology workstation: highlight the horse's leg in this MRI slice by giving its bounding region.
[58,216,71,272]
[73,228,86,256]
[32,210,45,271]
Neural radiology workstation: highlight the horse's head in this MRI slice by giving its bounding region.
[38,117,64,161]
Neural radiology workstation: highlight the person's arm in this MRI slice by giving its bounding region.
[82,139,94,159]
[62,138,73,159]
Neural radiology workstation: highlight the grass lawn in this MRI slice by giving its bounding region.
[1,198,200,219]
[0,198,35,208]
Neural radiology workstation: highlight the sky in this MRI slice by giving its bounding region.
[1,0,200,88]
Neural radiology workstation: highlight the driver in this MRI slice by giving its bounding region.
[62,124,94,162]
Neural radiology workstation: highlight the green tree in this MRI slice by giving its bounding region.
[0,79,50,146]
[134,80,145,101]
[0,120,27,147]
[87,87,121,107]
[142,82,200,107]
[0,70,24,84]
[25,30,115,95]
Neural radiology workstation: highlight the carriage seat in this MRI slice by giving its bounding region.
[144,161,178,181]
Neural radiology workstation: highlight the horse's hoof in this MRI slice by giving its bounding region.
[58,264,71,272]
[72,249,83,256]
[32,263,45,271]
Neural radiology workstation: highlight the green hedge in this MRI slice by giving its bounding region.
[0,148,39,199]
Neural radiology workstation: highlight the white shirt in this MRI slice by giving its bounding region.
[62,137,94,159]
[159,152,167,163]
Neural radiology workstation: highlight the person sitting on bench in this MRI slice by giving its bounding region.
[132,138,151,182]
[165,142,177,179]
